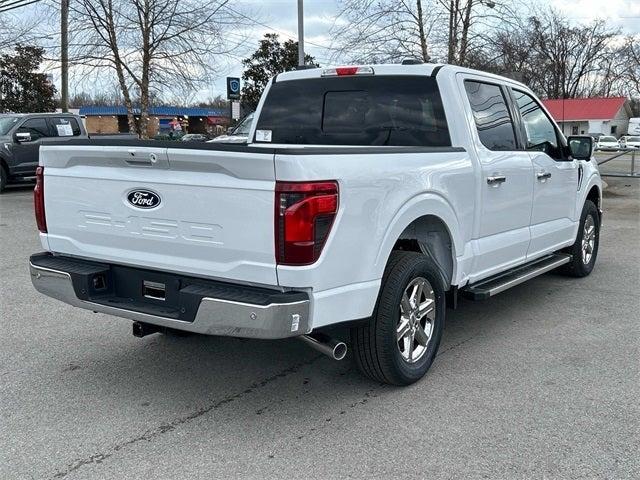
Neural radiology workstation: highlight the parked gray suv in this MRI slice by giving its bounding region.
[0,113,88,192]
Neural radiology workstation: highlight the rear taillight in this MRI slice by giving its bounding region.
[34,166,47,233]
[275,181,339,266]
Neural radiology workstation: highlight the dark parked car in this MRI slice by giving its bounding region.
[0,113,88,192]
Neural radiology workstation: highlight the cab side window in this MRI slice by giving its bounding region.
[464,80,517,151]
[17,118,49,141]
[51,117,81,137]
[512,90,564,160]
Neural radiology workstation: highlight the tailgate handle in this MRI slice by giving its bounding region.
[126,151,158,166]
[143,281,166,301]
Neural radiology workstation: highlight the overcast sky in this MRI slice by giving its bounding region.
[181,0,640,100]
[4,0,640,102]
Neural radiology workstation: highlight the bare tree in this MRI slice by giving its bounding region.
[475,10,625,99]
[69,89,124,108]
[620,35,640,97]
[532,14,619,98]
[330,0,516,65]
[330,0,440,63]
[69,0,249,137]
[438,0,515,65]
[0,11,40,51]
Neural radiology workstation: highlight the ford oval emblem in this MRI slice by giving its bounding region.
[127,189,161,209]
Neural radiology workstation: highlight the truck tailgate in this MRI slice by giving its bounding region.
[40,144,278,285]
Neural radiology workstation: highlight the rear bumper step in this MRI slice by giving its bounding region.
[462,253,572,300]
[29,252,310,339]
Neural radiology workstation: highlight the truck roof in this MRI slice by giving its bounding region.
[275,63,528,90]
[0,112,79,117]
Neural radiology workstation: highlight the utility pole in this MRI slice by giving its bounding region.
[61,0,69,112]
[297,0,304,67]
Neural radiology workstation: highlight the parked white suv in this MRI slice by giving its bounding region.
[595,135,620,151]
[620,136,640,149]
[30,64,602,385]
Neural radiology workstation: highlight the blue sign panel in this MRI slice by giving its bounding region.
[227,77,241,100]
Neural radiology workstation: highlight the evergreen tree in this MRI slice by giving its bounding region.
[241,34,319,110]
[0,46,56,113]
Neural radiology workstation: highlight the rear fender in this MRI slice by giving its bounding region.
[375,193,462,285]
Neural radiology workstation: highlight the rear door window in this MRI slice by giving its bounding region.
[255,76,451,146]
[50,117,82,137]
[464,80,517,151]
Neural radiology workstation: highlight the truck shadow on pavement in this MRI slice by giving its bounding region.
[46,270,593,478]
[58,274,561,406]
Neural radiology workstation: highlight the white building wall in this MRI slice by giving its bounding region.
[610,106,630,137]
[560,121,590,136]
[588,120,606,135]
[554,101,631,138]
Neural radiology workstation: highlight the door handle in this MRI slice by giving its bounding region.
[536,171,552,180]
[486,175,506,185]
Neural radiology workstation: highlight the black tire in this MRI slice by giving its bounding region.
[0,165,7,193]
[560,200,600,277]
[350,251,446,386]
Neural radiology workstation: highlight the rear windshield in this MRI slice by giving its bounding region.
[255,75,451,146]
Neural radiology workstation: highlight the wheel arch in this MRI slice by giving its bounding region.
[375,194,462,290]
[586,184,601,214]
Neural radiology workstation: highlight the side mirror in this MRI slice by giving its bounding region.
[15,132,32,143]
[567,135,593,161]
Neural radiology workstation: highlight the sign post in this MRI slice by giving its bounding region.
[298,0,304,67]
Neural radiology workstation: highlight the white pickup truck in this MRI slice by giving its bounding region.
[30,63,602,385]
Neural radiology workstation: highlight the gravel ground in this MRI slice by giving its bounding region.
[1,175,638,480]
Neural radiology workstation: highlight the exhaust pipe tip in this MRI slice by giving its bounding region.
[298,333,347,361]
[332,341,348,361]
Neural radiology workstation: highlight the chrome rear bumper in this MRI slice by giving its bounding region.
[29,253,310,339]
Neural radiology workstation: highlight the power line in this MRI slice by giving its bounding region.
[0,0,42,14]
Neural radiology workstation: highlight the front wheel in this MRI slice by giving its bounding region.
[0,166,7,193]
[350,251,445,385]
[561,200,600,277]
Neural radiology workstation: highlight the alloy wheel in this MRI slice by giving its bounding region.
[397,277,436,363]
[582,214,596,265]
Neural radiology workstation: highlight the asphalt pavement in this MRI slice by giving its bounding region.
[1,175,638,479]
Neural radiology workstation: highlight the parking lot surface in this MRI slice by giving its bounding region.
[1,176,638,479]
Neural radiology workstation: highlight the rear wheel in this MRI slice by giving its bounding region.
[350,251,445,385]
[561,200,600,277]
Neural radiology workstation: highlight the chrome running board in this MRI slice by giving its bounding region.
[462,253,572,300]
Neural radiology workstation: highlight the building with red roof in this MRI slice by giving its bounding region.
[541,97,632,138]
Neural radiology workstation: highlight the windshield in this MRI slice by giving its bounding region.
[231,113,254,136]
[627,136,640,142]
[0,116,20,135]
[600,136,617,142]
